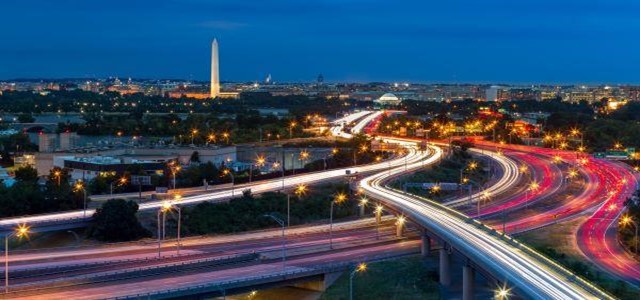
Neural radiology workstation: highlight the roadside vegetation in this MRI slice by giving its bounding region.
[319,256,439,300]
[391,141,488,202]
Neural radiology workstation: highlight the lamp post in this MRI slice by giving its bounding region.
[110,176,127,195]
[168,162,182,190]
[375,204,383,240]
[74,180,88,218]
[222,132,230,144]
[222,169,235,197]
[621,215,638,254]
[330,193,347,249]
[190,129,198,145]
[525,181,539,209]
[263,214,286,272]
[53,170,62,186]
[358,197,368,217]
[299,150,310,170]
[495,286,510,300]
[5,224,29,293]
[250,155,266,183]
[479,191,490,217]
[287,184,307,227]
[157,200,182,257]
[349,262,367,300]
[289,121,296,139]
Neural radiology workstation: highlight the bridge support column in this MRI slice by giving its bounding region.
[396,217,405,238]
[439,247,451,286]
[421,233,431,257]
[462,265,475,300]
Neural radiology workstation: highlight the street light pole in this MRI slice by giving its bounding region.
[6,225,29,293]
[329,200,335,249]
[82,188,87,218]
[176,206,182,255]
[157,209,162,258]
[349,263,367,300]
[263,214,286,272]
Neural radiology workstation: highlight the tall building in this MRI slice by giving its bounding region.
[210,38,220,98]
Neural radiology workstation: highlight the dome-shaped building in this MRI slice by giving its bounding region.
[375,93,401,105]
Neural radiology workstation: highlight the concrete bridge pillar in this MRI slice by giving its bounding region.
[420,233,431,257]
[462,265,475,300]
[439,247,451,286]
[395,216,405,238]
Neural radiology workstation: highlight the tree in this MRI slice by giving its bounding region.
[190,151,200,163]
[89,199,150,242]
[14,166,38,182]
[17,113,35,123]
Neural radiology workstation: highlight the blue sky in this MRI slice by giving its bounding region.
[2,0,639,83]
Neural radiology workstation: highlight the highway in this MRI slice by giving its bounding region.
[0,121,417,229]
[576,159,640,285]
[0,110,628,298]
[360,142,613,299]
[2,218,419,298]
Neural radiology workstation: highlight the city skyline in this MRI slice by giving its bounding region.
[2,0,640,84]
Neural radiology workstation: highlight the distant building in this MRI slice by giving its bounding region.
[375,93,402,105]
[56,156,166,182]
[38,133,57,153]
[485,86,500,101]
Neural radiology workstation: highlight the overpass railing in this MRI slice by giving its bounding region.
[105,252,413,300]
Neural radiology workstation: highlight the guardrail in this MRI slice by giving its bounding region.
[106,252,414,300]
[382,163,615,299]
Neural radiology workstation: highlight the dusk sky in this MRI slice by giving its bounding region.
[2,0,639,84]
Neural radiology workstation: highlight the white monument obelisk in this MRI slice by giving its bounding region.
[210,38,220,98]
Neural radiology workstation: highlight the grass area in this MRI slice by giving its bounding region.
[392,155,488,202]
[319,256,439,300]
[518,218,639,299]
[137,182,358,237]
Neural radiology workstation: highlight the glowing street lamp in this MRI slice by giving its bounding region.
[614,142,623,150]
[222,168,235,196]
[358,197,368,217]
[330,193,348,249]
[5,224,29,293]
[349,262,367,300]
[495,286,510,299]
[519,165,528,174]
[286,184,307,227]
[299,150,310,168]
[375,204,383,240]
[74,180,88,218]
[169,164,182,190]
[525,181,540,209]
[222,132,230,144]
[250,155,266,183]
[289,121,297,139]
[53,170,62,186]
[190,129,198,145]
[109,176,128,195]
[479,191,490,216]
[620,215,638,254]
[207,133,216,145]
[431,184,441,194]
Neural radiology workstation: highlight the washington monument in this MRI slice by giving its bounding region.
[210,38,220,98]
